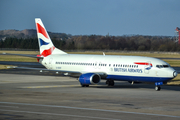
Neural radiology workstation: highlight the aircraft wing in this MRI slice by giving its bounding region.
[1,53,107,77]
[7,66,81,74]
[7,66,107,78]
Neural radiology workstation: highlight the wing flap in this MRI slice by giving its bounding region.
[7,66,108,78]
[7,66,81,74]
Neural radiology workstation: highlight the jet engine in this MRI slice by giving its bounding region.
[79,73,101,86]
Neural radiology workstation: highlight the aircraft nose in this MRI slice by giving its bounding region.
[173,71,177,77]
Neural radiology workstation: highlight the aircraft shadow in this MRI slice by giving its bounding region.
[92,82,180,91]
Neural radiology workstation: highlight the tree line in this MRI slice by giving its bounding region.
[0,35,180,51]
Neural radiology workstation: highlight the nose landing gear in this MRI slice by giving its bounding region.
[155,82,163,91]
[155,86,161,91]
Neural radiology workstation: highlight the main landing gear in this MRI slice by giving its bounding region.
[81,84,89,87]
[106,79,114,86]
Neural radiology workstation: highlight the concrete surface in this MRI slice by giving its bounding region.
[0,70,180,120]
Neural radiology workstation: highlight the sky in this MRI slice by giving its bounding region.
[0,0,180,36]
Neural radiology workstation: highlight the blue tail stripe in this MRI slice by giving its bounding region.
[39,38,49,46]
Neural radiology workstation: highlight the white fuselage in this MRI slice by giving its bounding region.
[40,54,176,83]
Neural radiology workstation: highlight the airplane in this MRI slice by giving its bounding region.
[2,18,178,91]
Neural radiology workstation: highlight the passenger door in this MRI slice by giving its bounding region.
[48,58,53,69]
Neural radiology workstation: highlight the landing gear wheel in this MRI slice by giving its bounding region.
[155,86,161,91]
[81,85,89,87]
[106,80,109,85]
[81,85,85,87]
[110,80,114,86]
[106,80,114,86]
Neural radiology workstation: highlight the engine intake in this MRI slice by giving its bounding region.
[79,73,101,85]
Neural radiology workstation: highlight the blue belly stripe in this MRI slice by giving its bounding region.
[106,75,173,82]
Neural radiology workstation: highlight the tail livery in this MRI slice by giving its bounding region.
[35,18,67,57]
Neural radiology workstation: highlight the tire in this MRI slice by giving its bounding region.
[81,85,85,87]
[106,80,109,85]
[108,80,114,86]
[110,80,114,86]
[155,86,161,91]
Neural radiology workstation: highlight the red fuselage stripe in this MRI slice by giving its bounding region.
[134,62,152,66]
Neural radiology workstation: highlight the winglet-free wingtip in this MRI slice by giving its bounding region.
[7,66,17,69]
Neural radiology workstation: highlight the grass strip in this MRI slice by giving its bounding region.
[0,50,180,85]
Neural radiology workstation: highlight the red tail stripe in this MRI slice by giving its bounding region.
[41,46,55,57]
[36,23,49,39]
[134,62,152,66]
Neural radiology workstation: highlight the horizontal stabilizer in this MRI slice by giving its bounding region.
[1,53,43,59]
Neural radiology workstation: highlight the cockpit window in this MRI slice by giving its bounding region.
[156,65,169,68]
[163,65,169,68]
[156,65,163,68]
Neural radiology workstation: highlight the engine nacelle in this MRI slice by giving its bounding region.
[79,73,101,85]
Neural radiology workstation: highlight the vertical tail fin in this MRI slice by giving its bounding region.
[35,18,67,57]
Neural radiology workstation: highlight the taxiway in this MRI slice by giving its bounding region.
[0,70,180,120]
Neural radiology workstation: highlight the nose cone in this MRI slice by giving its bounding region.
[173,71,177,78]
[168,67,177,78]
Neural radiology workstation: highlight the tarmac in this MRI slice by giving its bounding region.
[0,69,180,120]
